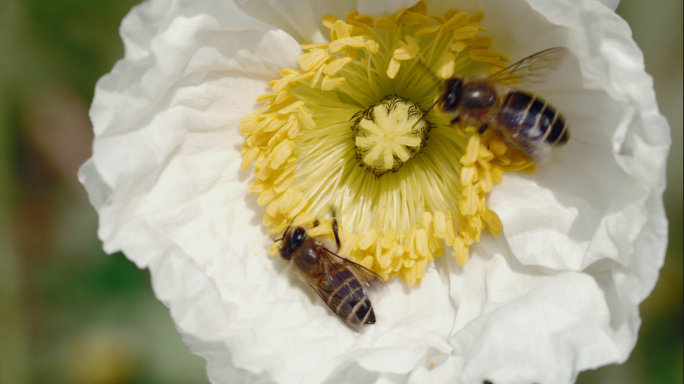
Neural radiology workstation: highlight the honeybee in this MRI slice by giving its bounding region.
[277,217,384,332]
[436,47,570,163]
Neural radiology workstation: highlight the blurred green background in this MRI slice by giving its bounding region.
[0,0,680,383]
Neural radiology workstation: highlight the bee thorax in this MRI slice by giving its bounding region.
[292,243,322,275]
[461,83,496,109]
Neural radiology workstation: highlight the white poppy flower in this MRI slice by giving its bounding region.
[79,0,670,382]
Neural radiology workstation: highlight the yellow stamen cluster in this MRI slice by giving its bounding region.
[239,93,312,209]
[451,130,535,264]
[240,0,534,286]
[383,3,511,78]
[330,130,534,284]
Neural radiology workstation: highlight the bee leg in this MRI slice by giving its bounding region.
[332,218,341,249]
[313,219,320,227]
[450,116,460,125]
[478,123,489,134]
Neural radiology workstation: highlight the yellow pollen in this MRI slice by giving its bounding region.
[240,0,534,286]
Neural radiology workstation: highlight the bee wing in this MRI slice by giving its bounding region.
[488,47,567,89]
[304,278,365,333]
[302,248,385,332]
[323,248,387,293]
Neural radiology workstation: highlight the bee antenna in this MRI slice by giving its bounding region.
[411,59,443,130]
[277,214,301,242]
[415,59,443,89]
[412,99,439,130]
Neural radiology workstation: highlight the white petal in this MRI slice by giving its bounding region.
[488,0,669,375]
[445,236,621,384]
[236,0,357,43]
[356,0,418,18]
[597,0,620,11]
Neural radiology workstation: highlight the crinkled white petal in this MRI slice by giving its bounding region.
[356,0,420,18]
[80,0,669,383]
[235,0,357,43]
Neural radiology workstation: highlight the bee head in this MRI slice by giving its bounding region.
[279,226,307,261]
[440,78,463,112]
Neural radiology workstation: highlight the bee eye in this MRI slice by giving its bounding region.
[441,78,463,112]
[280,226,307,261]
[292,227,306,247]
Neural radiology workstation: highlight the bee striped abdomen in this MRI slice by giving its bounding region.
[326,266,375,325]
[497,91,569,152]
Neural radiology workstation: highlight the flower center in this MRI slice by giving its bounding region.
[239,0,535,286]
[352,96,431,177]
